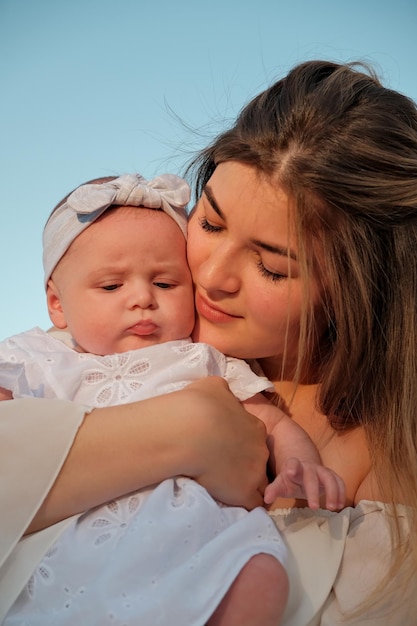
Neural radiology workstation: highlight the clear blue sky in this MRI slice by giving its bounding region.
[1,0,416,339]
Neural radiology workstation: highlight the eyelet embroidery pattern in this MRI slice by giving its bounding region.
[81,354,151,405]
[25,543,60,600]
[173,342,205,367]
[82,494,144,547]
[6,480,287,624]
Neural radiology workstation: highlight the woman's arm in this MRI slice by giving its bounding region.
[27,377,269,533]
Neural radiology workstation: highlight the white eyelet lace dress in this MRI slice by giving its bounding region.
[0,328,287,626]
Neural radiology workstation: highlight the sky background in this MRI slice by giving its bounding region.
[1,0,416,339]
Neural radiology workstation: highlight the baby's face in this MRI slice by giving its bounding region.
[47,207,195,355]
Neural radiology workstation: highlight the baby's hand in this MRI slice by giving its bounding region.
[264,457,345,511]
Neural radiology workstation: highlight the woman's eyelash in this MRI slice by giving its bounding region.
[198,217,222,233]
[256,261,285,282]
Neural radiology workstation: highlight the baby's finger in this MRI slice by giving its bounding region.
[317,468,346,510]
[299,465,321,509]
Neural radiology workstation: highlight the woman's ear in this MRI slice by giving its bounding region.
[46,279,68,329]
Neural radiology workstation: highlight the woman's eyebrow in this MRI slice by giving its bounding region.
[251,239,298,261]
[203,185,225,220]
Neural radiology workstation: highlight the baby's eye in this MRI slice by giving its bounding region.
[154,282,174,289]
[102,284,120,291]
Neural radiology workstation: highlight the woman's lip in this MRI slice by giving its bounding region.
[128,321,158,336]
[195,292,241,323]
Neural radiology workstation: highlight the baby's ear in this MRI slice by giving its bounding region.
[46,279,67,329]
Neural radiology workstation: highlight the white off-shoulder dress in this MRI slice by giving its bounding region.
[0,328,287,626]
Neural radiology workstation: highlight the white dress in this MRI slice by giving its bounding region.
[0,328,287,626]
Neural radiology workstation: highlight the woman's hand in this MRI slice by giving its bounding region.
[179,377,269,509]
[28,377,269,533]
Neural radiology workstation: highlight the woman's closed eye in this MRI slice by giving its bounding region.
[256,260,286,282]
[198,216,222,234]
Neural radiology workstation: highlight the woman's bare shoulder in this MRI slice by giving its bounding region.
[354,468,382,504]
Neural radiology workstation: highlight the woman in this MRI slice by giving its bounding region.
[2,60,416,624]
[185,59,417,623]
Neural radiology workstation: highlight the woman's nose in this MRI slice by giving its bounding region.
[198,244,241,296]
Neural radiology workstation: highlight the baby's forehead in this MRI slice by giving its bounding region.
[97,204,186,232]
[99,204,171,218]
[55,205,188,275]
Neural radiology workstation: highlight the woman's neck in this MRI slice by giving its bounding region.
[257,356,296,386]
[258,355,319,390]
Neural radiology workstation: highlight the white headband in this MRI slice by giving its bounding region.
[42,173,190,287]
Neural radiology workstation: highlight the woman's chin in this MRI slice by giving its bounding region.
[192,319,239,357]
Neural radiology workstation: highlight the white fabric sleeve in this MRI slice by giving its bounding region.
[269,501,417,625]
[0,398,87,619]
[319,502,416,625]
[223,356,274,400]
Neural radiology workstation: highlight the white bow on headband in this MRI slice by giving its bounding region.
[42,173,190,287]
